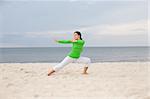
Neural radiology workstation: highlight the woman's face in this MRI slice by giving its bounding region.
[73,33,80,40]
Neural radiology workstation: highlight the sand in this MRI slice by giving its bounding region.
[0,62,149,99]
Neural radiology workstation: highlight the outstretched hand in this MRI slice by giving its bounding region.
[55,40,58,43]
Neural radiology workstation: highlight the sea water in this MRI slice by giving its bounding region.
[0,47,149,63]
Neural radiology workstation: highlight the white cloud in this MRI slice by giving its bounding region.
[21,19,148,45]
[80,19,148,46]
[80,19,148,36]
[24,19,148,37]
[25,30,73,38]
[0,43,25,48]
[1,19,147,47]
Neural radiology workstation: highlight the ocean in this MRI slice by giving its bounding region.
[0,47,149,63]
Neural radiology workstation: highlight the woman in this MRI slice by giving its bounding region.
[48,31,91,76]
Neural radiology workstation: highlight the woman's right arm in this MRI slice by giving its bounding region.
[56,40,72,44]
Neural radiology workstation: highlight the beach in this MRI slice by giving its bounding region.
[0,62,149,99]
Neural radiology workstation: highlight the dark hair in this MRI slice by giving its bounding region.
[74,31,82,40]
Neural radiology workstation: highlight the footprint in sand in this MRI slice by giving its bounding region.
[2,77,8,80]
[6,83,14,88]
[34,94,39,98]
[20,68,24,71]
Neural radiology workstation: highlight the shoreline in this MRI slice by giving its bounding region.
[0,61,149,64]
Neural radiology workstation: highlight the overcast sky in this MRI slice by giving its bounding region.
[0,0,149,47]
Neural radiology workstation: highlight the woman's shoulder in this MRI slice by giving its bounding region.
[77,40,85,44]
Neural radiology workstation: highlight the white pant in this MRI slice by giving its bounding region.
[53,56,91,71]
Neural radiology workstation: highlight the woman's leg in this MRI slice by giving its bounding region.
[76,57,91,74]
[48,56,74,76]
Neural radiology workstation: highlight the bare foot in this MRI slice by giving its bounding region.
[82,67,88,75]
[48,69,55,76]
[82,72,88,75]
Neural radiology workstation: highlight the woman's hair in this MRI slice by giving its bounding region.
[74,31,82,40]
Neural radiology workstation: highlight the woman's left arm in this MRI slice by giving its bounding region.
[72,40,84,44]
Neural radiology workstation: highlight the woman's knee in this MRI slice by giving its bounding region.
[87,57,91,63]
[85,57,91,66]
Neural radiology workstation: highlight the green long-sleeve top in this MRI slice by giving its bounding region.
[58,40,85,58]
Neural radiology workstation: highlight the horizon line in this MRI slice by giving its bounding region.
[0,45,149,48]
